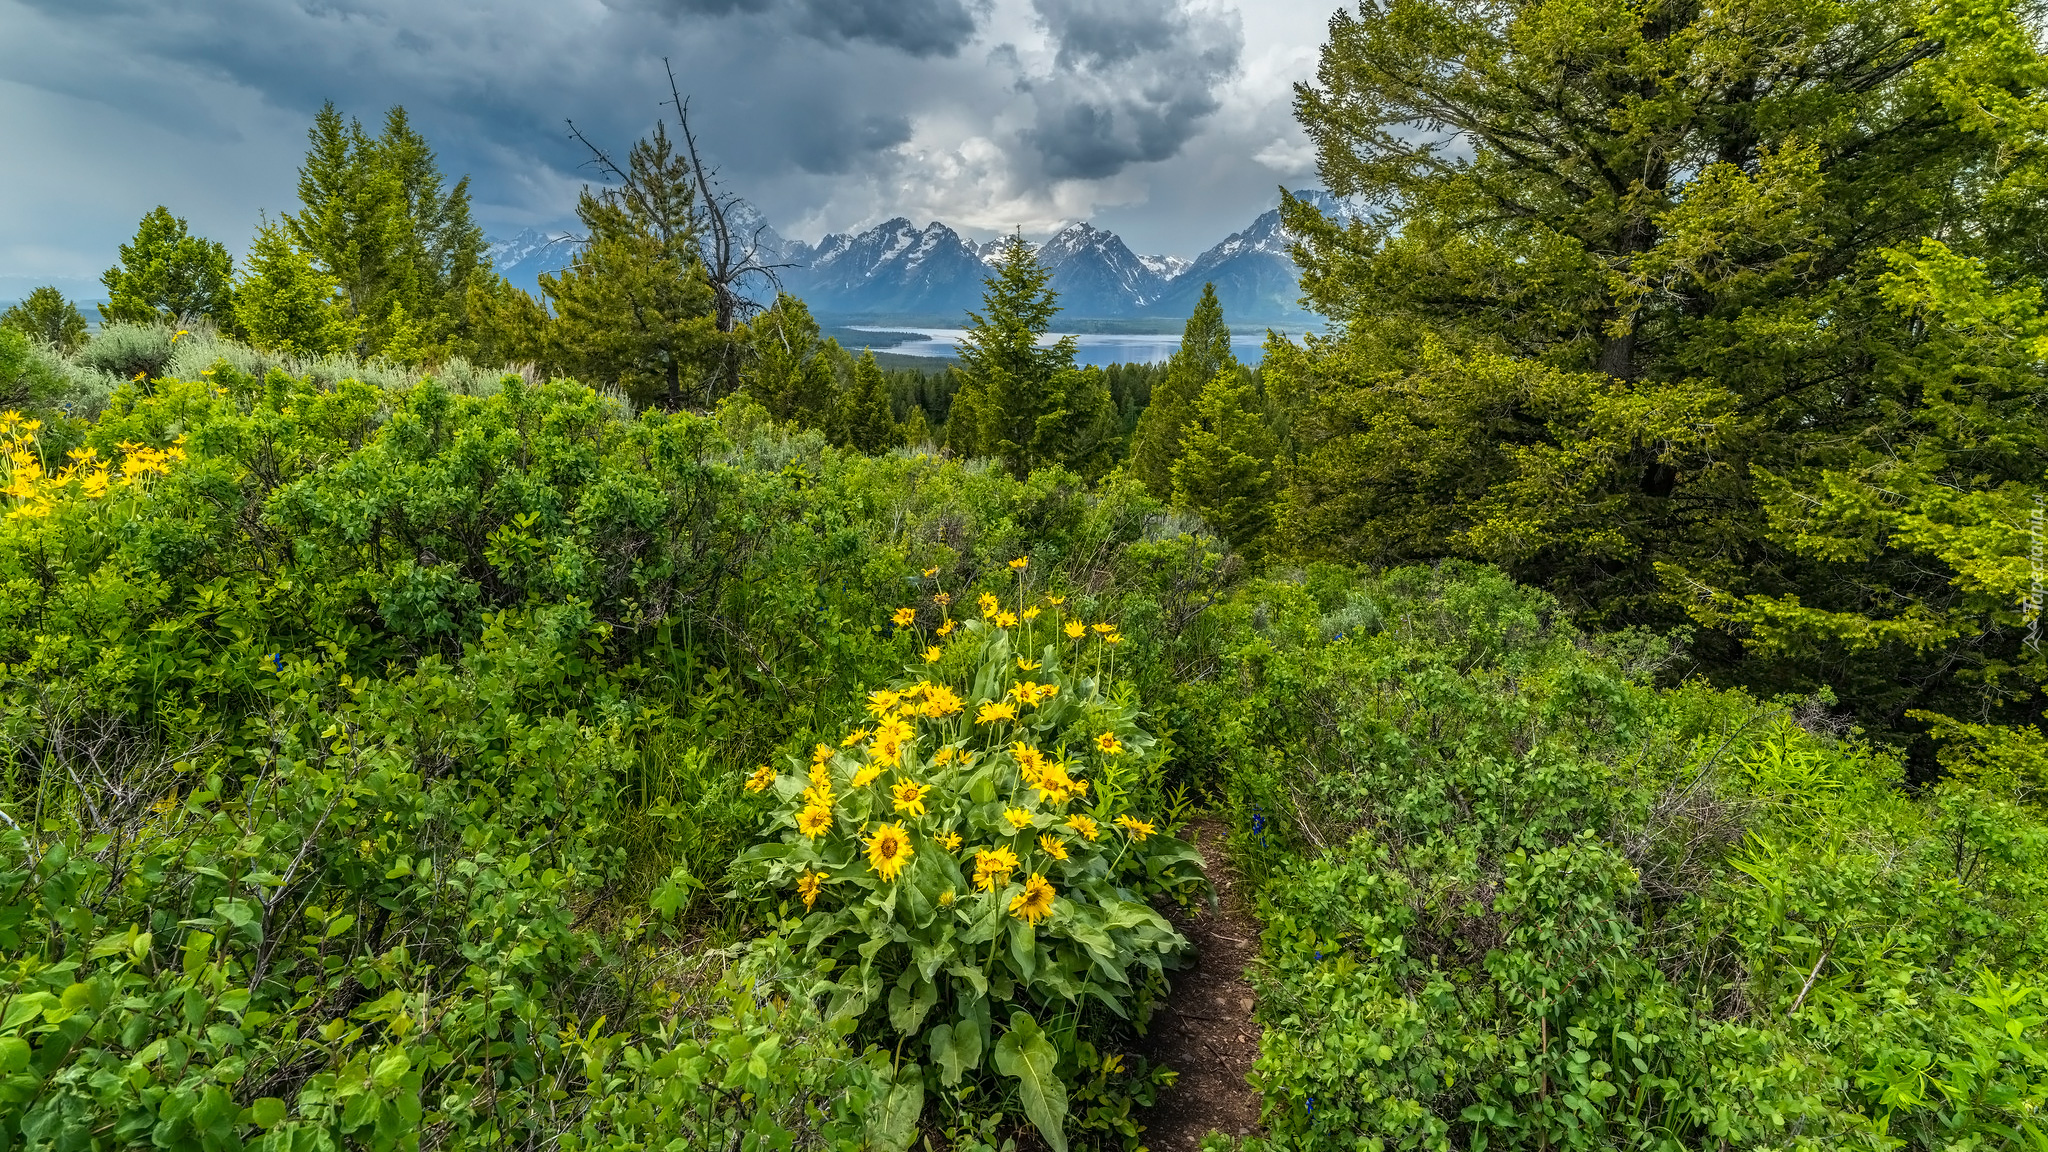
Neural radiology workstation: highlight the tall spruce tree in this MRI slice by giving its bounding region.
[742,294,838,426]
[1,288,88,355]
[838,349,899,455]
[1271,0,2048,734]
[1130,283,1235,498]
[100,207,234,329]
[956,235,1115,477]
[541,123,718,407]
[287,104,485,359]
[1172,367,1279,556]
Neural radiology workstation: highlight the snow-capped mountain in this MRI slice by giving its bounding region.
[487,189,1347,322]
[1032,222,1171,316]
[1146,190,1346,321]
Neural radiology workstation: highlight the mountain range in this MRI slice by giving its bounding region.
[488,190,1343,325]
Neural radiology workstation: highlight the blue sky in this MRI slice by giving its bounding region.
[0,0,1335,300]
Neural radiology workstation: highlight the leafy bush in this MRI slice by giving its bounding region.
[742,596,1205,1151]
[1203,564,2048,1150]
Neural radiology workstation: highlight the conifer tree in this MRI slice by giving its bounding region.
[1131,282,1235,497]
[1172,367,1279,556]
[839,349,899,455]
[1,288,88,354]
[287,103,486,359]
[452,274,549,369]
[100,207,234,329]
[957,236,1115,476]
[742,294,837,425]
[542,123,718,407]
[235,218,357,357]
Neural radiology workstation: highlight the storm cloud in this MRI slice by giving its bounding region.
[0,0,1329,293]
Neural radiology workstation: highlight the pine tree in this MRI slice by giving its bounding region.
[235,217,357,357]
[742,294,837,426]
[100,207,234,329]
[957,236,1116,476]
[1172,367,1279,555]
[452,274,549,369]
[287,103,486,359]
[1,287,88,354]
[839,350,899,454]
[541,122,718,407]
[1131,283,1235,497]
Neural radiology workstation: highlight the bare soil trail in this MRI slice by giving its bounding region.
[1138,817,1263,1150]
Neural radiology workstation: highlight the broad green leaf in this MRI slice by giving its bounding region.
[993,1011,1067,1152]
[868,1063,924,1152]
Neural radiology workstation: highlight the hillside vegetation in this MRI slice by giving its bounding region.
[3,0,2048,1148]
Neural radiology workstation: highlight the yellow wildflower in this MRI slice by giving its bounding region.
[865,823,914,882]
[1046,594,1065,606]
[891,778,932,817]
[813,742,836,765]
[938,830,962,851]
[1003,807,1036,832]
[1066,814,1100,841]
[1011,743,1048,776]
[745,764,777,793]
[842,727,872,748]
[939,888,957,907]
[973,845,1020,891]
[932,745,958,766]
[802,783,836,809]
[918,684,964,718]
[867,689,904,717]
[1009,557,1028,570]
[1064,621,1086,640]
[996,610,1019,628]
[937,619,956,637]
[1096,732,1124,755]
[798,869,825,910]
[852,764,883,788]
[1038,833,1068,861]
[924,646,945,663]
[796,806,833,839]
[976,700,1018,725]
[1023,606,1042,621]
[892,607,916,627]
[1010,874,1055,925]
[1104,631,1123,646]
[1017,657,1041,671]
[1116,815,1156,841]
[978,592,999,619]
[922,566,940,578]
[934,591,952,607]
[1092,622,1116,634]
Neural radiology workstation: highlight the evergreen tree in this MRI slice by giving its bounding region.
[541,123,718,407]
[839,350,899,454]
[742,294,837,425]
[957,236,1115,476]
[452,274,549,369]
[1272,0,2048,737]
[235,218,357,357]
[1172,367,1279,556]
[1,287,88,354]
[100,207,234,329]
[943,370,988,457]
[287,103,486,359]
[1130,283,1235,497]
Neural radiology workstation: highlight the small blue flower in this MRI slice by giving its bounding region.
[269,653,283,672]
[1315,950,1324,961]
[1306,1095,1316,1115]
[1251,813,1266,834]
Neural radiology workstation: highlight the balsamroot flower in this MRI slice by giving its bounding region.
[796,807,833,839]
[1095,732,1124,755]
[1004,807,1036,832]
[745,764,777,793]
[996,610,1019,628]
[891,778,932,817]
[1066,814,1100,841]
[977,700,1018,725]
[891,607,916,627]
[865,823,914,881]
[1009,557,1028,570]
[1064,621,1086,640]
[973,845,1020,891]
[1116,815,1155,841]
[924,646,944,663]
[1038,833,1068,861]
[798,868,825,909]
[1010,873,1055,925]
[978,593,999,619]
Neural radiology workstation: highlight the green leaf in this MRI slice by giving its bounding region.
[993,1011,1067,1152]
[888,970,937,1034]
[868,1061,924,1152]
[249,1098,288,1129]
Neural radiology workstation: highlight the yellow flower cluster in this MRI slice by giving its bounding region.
[0,412,187,521]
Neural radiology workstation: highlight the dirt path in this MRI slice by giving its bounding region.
[1139,817,1263,1150]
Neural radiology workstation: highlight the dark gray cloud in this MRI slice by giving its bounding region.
[628,0,985,57]
[0,0,1312,288]
[1022,0,1242,181]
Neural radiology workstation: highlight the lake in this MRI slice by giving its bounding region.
[844,326,1294,367]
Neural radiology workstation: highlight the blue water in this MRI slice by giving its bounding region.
[846,326,1288,367]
